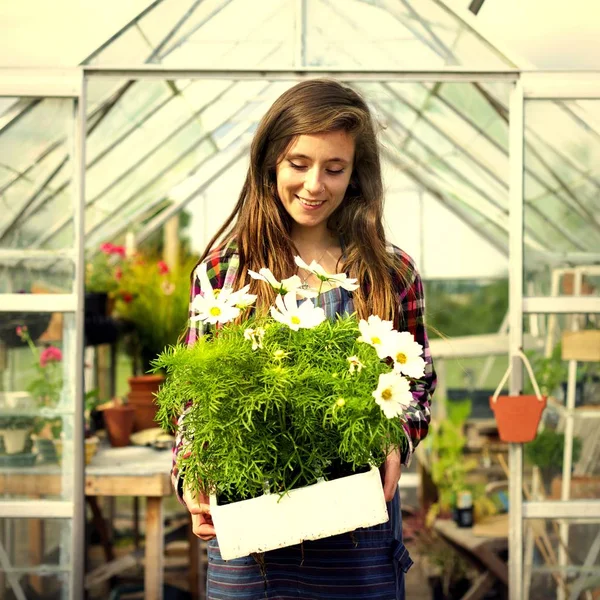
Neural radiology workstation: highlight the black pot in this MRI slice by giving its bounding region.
[84,292,109,317]
[428,575,472,599]
[0,312,51,348]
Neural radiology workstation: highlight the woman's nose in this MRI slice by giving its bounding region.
[303,169,324,195]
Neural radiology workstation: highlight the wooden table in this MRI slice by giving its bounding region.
[0,445,193,600]
[434,517,509,600]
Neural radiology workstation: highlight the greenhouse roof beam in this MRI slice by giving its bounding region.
[0,99,39,136]
[82,87,271,246]
[82,67,520,82]
[468,0,486,14]
[30,81,238,248]
[83,81,237,210]
[430,83,599,232]
[0,156,69,243]
[558,101,600,143]
[382,146,508,256]
[82,0,165,64]
[146,0,205,63]
[399,0,457,64]
[0,138,62,197]
[134,142,251,247]
[380,105,507,213]
[381,82,507,190]
[353,0,452,62]
[381,117,549,250]
[158,0,238,61]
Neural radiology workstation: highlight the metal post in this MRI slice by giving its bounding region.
[508,77,525,600]
[294,0,307,68]
[71,70,87,600]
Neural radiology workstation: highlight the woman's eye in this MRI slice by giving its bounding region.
[289,162,306,170]
[327,169,344,175]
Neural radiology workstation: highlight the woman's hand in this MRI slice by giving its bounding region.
[380,448,402,502]
[183,486,216,541]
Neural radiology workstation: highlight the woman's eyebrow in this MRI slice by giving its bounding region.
[287,152,350,164]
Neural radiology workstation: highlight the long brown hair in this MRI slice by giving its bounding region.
[197,78,407,323]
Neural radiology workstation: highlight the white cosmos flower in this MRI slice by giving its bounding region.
[248,268,317,298]
[244,326,265,350]
[357,315,396,359]
[347,355,365,374]
[190,263,254,325]
[372,372,413,419]
[270,291,326,331]
[294,256,359,292]
[383,331,426,379]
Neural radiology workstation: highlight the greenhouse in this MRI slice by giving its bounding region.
[0,0,599,598]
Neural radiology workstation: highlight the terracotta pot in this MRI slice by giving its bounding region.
[128,374,164,394]
[103,406,135,447]
[489,394,547,443]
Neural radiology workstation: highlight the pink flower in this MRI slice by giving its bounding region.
[16,325,28,338]
[111,245,126,257]
[157,261,169,275]
[40,346,62,368]
[100,242,114,255]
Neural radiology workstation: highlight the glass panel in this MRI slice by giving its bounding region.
[0,257,74,294]
[0,312,77,501]
[524,99,600,289]
[0,98,74,250]
[0,518,71,599]
[523,519,600,600]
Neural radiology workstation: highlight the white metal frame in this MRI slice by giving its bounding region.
[0,68,85,600]
[519,73,600,600]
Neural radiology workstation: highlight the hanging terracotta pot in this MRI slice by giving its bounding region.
[490,350,547,443]
[127,375,164,431]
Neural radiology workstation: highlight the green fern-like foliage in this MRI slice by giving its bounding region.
[153,315,409,502]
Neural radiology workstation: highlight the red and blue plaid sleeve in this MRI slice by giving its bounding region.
[171,244,234,504]
[391,246,436,466]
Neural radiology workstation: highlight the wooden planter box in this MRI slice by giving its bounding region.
[210,466,388,560]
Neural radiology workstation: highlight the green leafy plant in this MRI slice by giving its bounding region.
[525,429,582,472]
[154,315,411,502]
[85,242,127,294]
[114,255,196,372]
[427,399,479,520]
[0,415,35,430]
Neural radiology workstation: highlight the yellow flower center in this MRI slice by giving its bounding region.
[371,336,381,345]
[336,398,346,407]
[396,352,407,364]
[291,316,301,325]
[381,388,393,401]
[209,306,222,316]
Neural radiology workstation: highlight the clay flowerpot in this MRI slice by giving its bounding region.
[489,394,547,443]
[103,405,135,447]
[128,375,164,432]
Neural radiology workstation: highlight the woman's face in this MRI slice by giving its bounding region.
[275,130,355,235]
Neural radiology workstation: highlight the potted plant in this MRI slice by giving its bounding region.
[16,326,99,465]
[114,254,196,431]
[0,415,35,454]
[525,428,582,495]
[154,258,425,560]
[97,397,136,447]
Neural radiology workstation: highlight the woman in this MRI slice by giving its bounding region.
[173,79,436,599]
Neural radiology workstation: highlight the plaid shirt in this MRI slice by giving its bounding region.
[172,240,436,502]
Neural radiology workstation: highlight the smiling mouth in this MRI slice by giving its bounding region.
[296,195,325,208]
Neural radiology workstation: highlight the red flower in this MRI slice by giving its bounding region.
[40,346,62,368]
[121,292,133,304]
[100,242,114,255]
[114,267,123,281]
[157,261,169,275]
[112,245,126,257]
